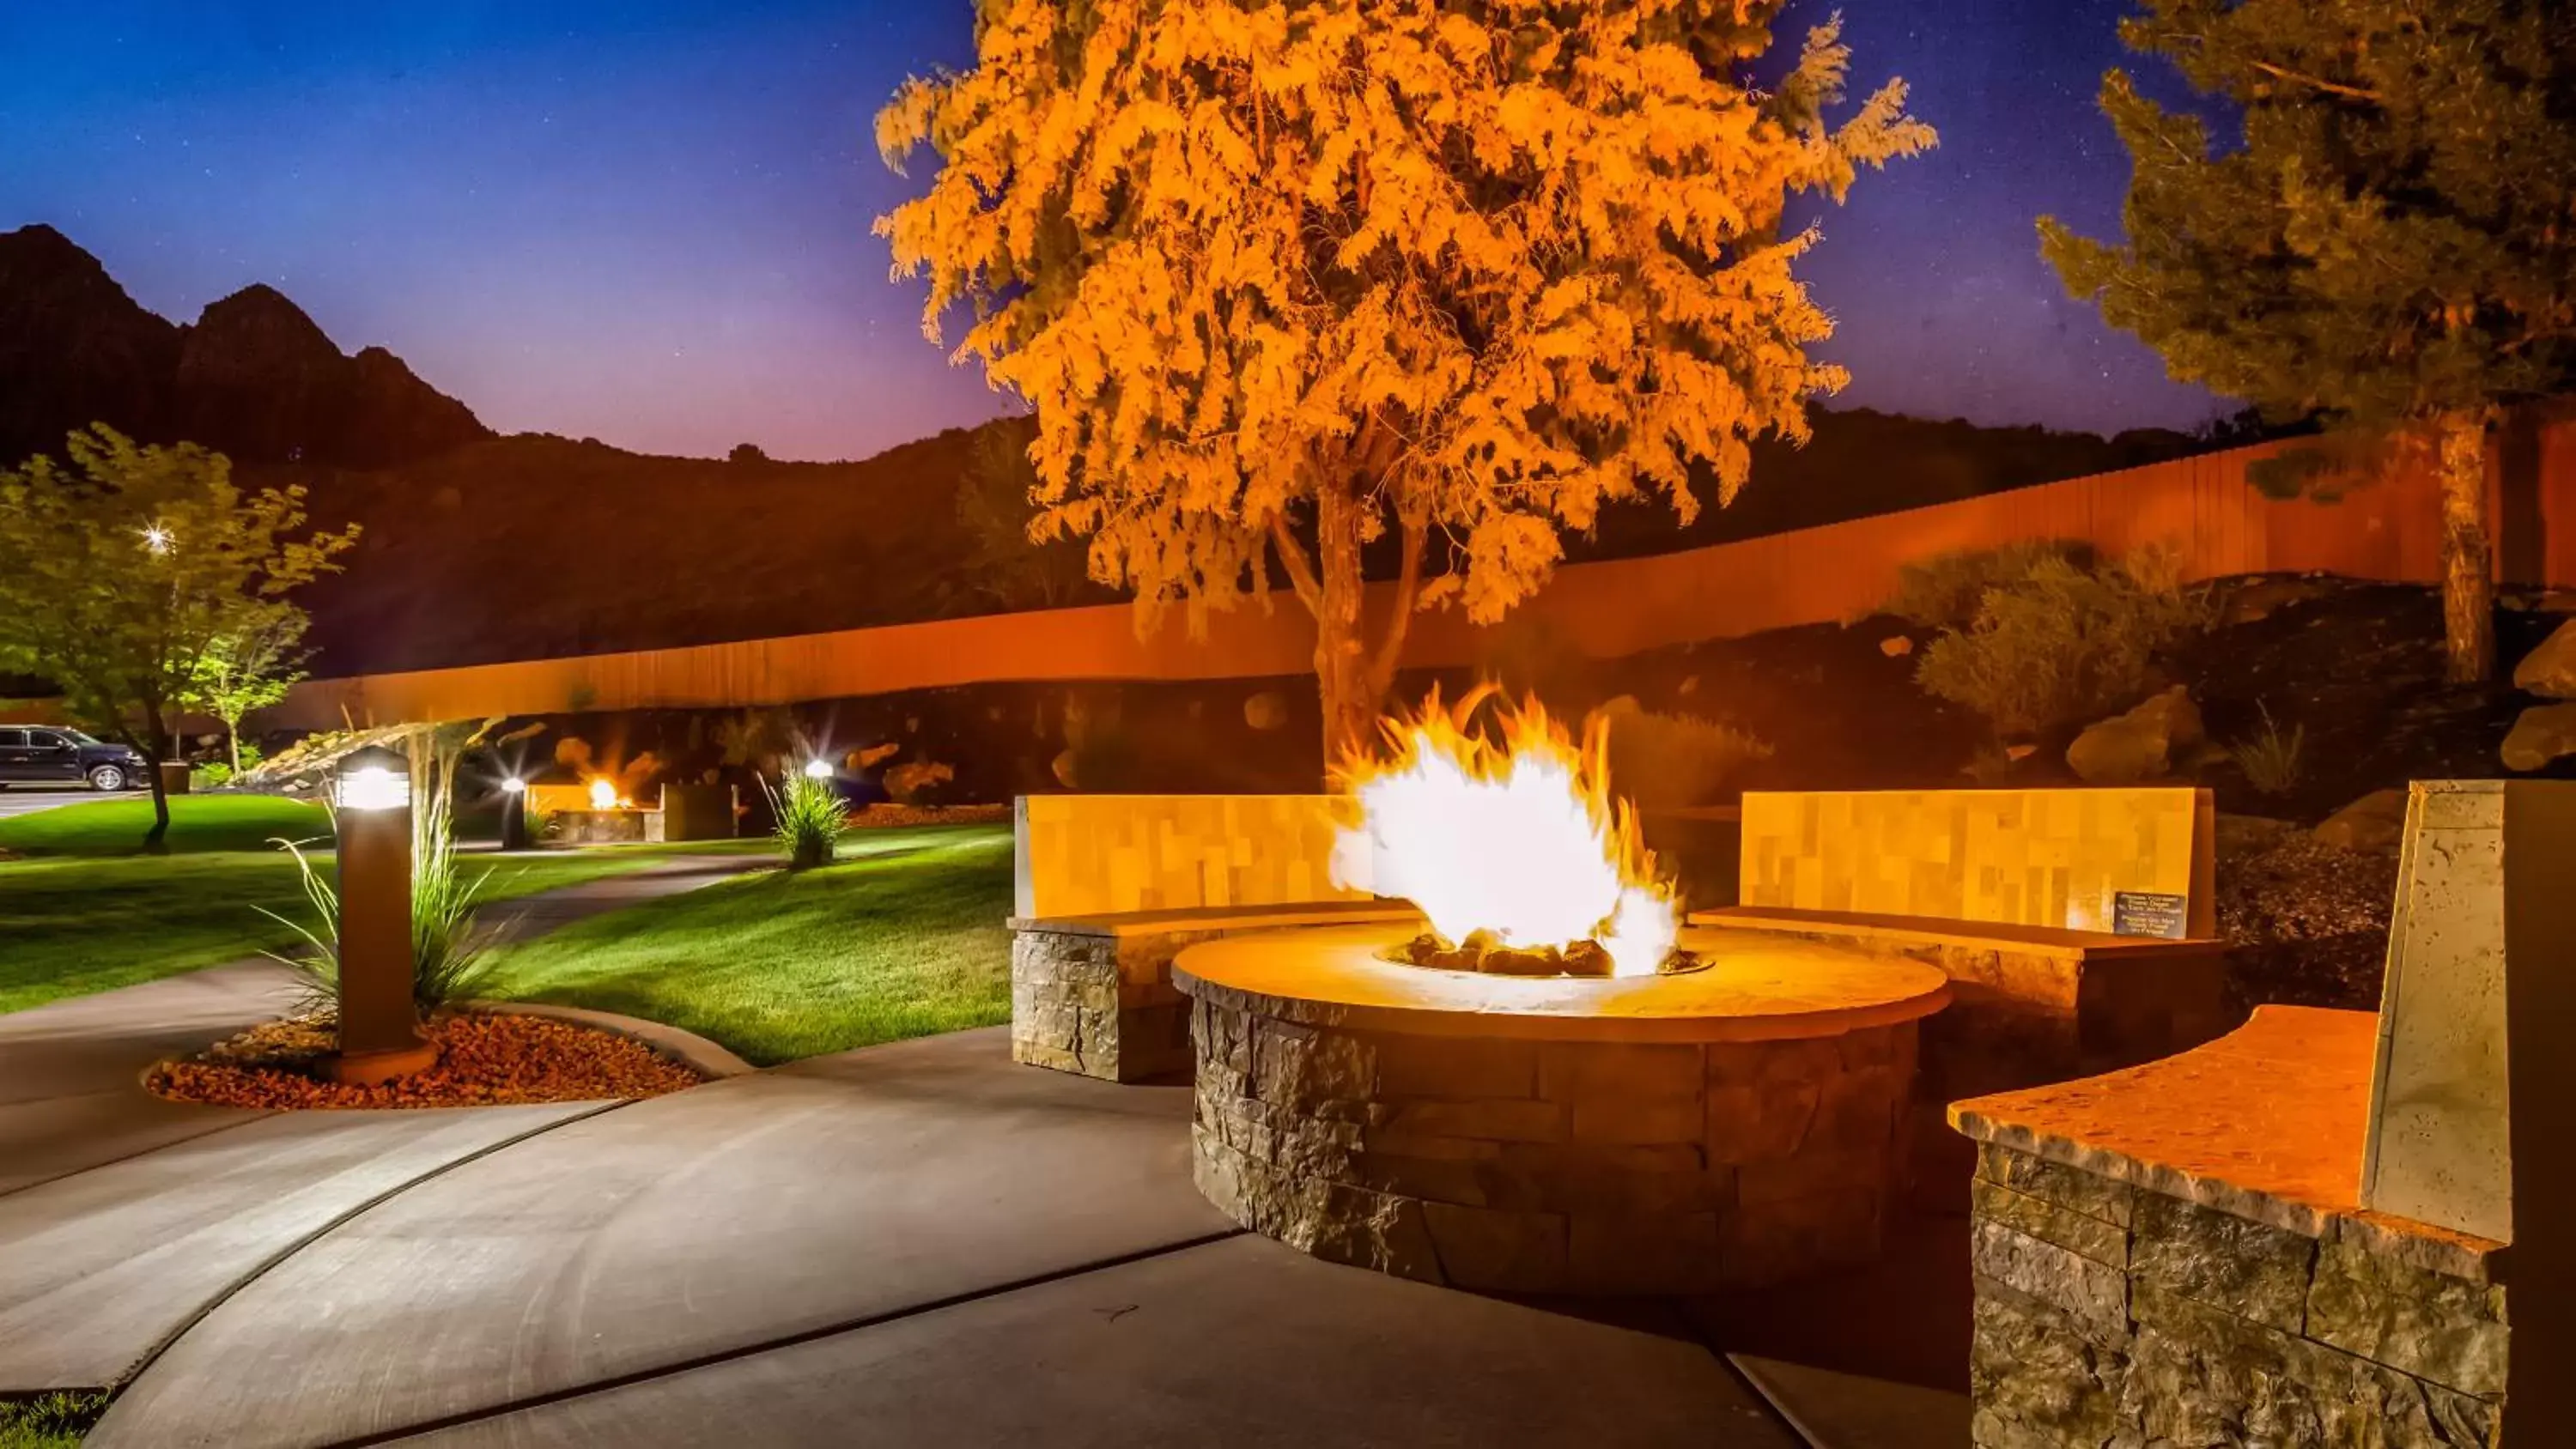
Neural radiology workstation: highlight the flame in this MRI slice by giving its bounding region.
[587,778,619,811]
[1329,686,1679,978]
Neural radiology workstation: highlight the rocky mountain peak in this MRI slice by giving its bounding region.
[0,227,489,470]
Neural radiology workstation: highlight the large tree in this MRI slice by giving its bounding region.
[0,427,356,848]
[878,1,1929,756]
[2042,0,2576,683]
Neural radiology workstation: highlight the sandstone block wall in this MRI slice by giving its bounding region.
[1740,788,2215,938]
[1967,1143,2506,1448]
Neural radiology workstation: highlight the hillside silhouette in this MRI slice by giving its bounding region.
[3,225,2219,676]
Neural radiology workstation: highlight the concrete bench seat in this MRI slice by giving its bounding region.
[1689,904,2232,1099]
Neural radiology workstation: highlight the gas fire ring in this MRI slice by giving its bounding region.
[1173,923,1952,1295]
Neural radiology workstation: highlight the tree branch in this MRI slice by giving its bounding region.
[1367,507,1429,690]
[1269,514,1325,617]
[2249,61,2380,103]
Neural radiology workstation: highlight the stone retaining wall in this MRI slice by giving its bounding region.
[1966,1143,2506,1448]
[1188,995,1919,1294]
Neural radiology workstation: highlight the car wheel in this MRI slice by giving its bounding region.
[88,764,129,792]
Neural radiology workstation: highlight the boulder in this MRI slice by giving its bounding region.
[2066,686,2204,785]
[2500,702,2576,773]
[1242,691,1290,732]
[2511,619,2576,700]
[2313,790,2409,854]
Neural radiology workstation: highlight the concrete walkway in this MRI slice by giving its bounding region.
[2,855,1968,1446]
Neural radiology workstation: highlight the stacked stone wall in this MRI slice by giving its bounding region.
[1968,1143,2506,1448]
[1188,994,1920,1294]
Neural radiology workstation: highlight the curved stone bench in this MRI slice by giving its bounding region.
[1007,902,1420,1083]
[1947,1006,2508,1447]
[1690,906,2233,1098]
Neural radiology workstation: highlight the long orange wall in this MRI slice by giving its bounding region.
[271,417,2576,730]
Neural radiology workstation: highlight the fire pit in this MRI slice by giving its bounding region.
[1170,688,1950,1294]
[1176,924,1946,1294]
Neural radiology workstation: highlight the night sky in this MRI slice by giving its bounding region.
[1,0,2228,464]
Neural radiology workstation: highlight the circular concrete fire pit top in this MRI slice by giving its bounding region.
[1172,923,1949,1044]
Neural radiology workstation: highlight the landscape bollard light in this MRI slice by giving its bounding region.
[326,744,437,1085]
[803,757,832,780]
[499,776,529,852]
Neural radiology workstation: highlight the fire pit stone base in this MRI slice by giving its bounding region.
[1187,995,1918,1294]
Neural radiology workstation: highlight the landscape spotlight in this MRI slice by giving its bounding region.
[337,748,411,811]
[328,744,436,1084]
[498,775,529,852]
[803,758,832,780]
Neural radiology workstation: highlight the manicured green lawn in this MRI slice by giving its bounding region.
[0,793,331,855]
[478,825,1013,1065]
[0,795,744,1014]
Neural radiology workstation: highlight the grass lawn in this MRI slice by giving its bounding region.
[478,824,1013,1065]
[0,793,331,855]
[0,796,751,1015]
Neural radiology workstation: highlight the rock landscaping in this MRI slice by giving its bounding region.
[147,1011,707,1110]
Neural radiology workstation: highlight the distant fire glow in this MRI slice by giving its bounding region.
[1329,687,1678,979]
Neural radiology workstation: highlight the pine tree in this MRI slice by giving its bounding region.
[878,1,1930,757]
[2043,0,2576,683]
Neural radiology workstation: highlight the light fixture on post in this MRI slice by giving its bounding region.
[498,776,529,852]
[326,743,437,1085]
[803,757,832,781]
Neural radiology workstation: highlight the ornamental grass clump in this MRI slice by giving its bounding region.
[2232,705,2307,798]
[766,771,846,870]
[259,729,505,1015]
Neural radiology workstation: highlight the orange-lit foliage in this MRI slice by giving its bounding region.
[876,3,1932,755]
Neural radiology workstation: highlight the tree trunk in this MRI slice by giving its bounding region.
[1311,483,1378,767]
[2434,409,2495,686]
[141,701,172,853]
[225,711,243,776]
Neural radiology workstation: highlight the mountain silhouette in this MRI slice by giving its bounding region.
[0,224,489,470]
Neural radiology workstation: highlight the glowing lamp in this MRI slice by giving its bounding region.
[803,758,832,780]
[327,743,434,1084]
[588,778,618,810]
[498,775,530,851]
[337,746,411,811]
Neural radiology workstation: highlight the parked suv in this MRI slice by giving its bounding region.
[0,727,149,791]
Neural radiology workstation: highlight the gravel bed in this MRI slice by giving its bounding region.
[147,1010,708,1111]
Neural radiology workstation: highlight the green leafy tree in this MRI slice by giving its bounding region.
[182,615,308,776]
[0,427,358,849]
[2041,0,2576,682]
[878,0,1931,758]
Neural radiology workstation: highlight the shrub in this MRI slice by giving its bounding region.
[1885,541,2081,629]
[2232,705,2307,797]
[1913,545,2210,737]
[1598,699,1772,809]
[765,771,847,870]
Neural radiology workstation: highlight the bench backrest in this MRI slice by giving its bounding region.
[1015,794,1369,919]
[1738,787,2216,939]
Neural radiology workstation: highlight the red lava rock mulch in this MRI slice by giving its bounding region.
[147,1010,708,1111]
[849,803,1012,828]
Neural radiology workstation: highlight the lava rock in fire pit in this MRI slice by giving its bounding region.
[1380,931,1698,978]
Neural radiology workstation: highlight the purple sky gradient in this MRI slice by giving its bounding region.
[0,0,2229,463]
